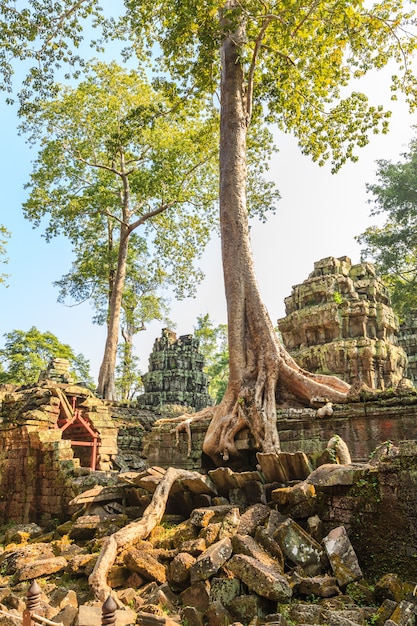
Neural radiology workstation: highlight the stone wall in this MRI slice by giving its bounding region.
[278,256,407,389]
[0,383,118,524]
[138,329,212,411]
[142,392,417,469]
[316,440,417,580]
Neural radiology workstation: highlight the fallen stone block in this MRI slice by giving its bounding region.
[273,517,326,576]
[190,537,233,583]
[227,554,292,602]
[124,548,167,584]
[323,526,362,587]
[16,556,67,581]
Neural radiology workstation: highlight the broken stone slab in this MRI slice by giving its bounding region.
[271,481,317,518]
[189,537,233,583]
[231,534,283,572]
[228,594,271,624]
[273,517,327,576]
[389,600,417,626]
[124,548,167,584]
[178,474,218,496]
[326,611,364,626]
[69,484,125,505]
[306,463,372,488]
[218,507,241,539]
[237,503,271,536]
[291,572,340,598]
[257,451,313,483]
[167,552,196,588]
[227,554,293,602]
[180,580,211,611]
[16,555,67,581]
[210,576,242,607]
[204,599,234,625]
[323,526,362,587]
[288,602,324,625]
[190,505,234,528]
[254,527,285,570]
[180,605,204,626]
[208,467,264,497]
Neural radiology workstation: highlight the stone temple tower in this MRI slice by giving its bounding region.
[278,256,408,390]
[137,329,212,411]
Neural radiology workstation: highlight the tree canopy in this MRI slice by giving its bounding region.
[357,137,417,319]
[0,225,9,284]
[0,326,92,385]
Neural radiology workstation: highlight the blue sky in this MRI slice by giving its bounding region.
[1,45,416,382]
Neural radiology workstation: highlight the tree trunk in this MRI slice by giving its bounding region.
[88,467,204,602]
[202,6,350,466]
[97,224,130,400]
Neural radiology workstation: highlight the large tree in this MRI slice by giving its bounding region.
[2,0,417,464]
[21,61,220,400]
[357,138,417,320]
[123,0,417,465]
[0,326,92,385]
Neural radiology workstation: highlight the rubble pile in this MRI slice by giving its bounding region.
[0,451,415,626]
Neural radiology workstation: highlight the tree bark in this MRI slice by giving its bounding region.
[202,4,350,466]
[96,223,130,400]
[88,467,205,602]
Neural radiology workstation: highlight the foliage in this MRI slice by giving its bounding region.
[194,314,228,404]
[0,225,9,285]
[0,326,93,385]
[123,0,417,173]
[357,137,417,320]
[21,60,219,299]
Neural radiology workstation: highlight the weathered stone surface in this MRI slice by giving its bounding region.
[288,602,324,625]
[257,451,313,483]
[237,504,271,536]
[231,534,283,572]
[168,552,196,588]
[227,554,292,602]
[210,577,241,607]
[180,605,204,626]
[273,518,326,576]
[16,555,67,581]
[271,481,317,518]
[254,527,285,570]
[190,505,234,528]
[307,463,372,488]
[180,580,211,610]
[138,329,212,411]
[218,507,240,539]
[124,548,167,584]
[394,600,416,626]
[228,594,270,623]
[189,537,233,583]
[323,526,362,587]
[374,573,404,603]
[278,256,407,390]
[204,600,234,626]
[292,572,340,598]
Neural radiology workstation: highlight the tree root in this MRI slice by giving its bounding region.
[88,467,208,603]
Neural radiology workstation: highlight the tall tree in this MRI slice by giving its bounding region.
[357,138,417,320]
[123,0,417,465]
[21,62,220,400]
[0,326,92,385]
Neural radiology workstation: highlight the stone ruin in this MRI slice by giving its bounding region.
[0,380,119,525]
[138,328,212,411]
[398,311,417,384]
[278,256,408,390]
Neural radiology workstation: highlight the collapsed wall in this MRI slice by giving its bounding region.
[0,382,118,525]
